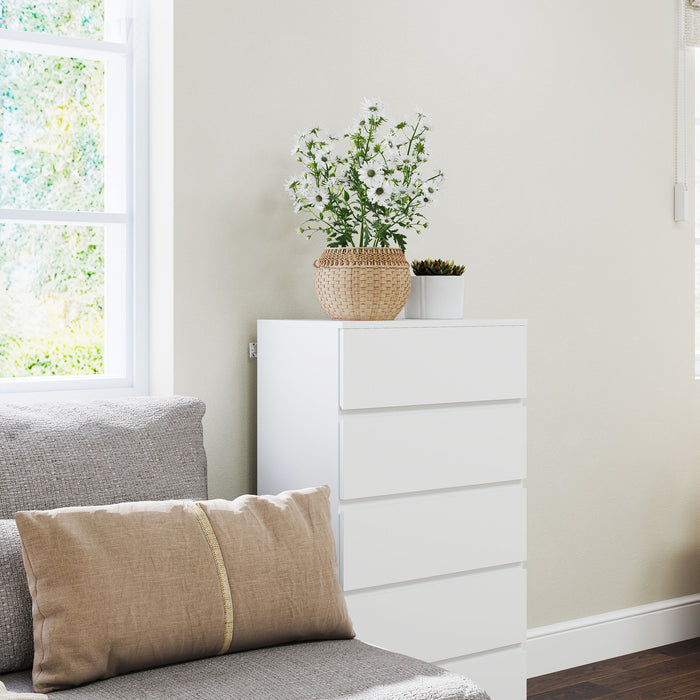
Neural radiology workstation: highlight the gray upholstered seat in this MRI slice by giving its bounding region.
[0,397,489,700]
[1,640,487,699]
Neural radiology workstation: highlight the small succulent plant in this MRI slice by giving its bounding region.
[411,258,465,276]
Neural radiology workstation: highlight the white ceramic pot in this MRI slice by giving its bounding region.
[404,275,465,319]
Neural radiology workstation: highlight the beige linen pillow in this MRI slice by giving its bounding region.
[15,486,353,693]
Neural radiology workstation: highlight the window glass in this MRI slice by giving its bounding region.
[0,223,105,377]
[0,0,104,41]
[0,0,146,396]
[0,50,105,211]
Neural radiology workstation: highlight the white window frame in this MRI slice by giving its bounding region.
[0,1,148,401]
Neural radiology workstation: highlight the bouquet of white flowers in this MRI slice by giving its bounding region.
[285,98,444,252]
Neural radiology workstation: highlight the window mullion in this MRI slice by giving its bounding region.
[0,28,126,60]
[0,210,128,226]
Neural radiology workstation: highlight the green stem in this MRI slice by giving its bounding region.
[361,119,377,162]
[300,208,346,238]
[405,119,420,155]
[359,198,366,247]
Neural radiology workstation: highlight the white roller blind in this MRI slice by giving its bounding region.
[685,0,700,47]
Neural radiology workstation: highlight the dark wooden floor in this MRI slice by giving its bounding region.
[527,638,700,699]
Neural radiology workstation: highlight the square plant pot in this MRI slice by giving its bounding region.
[404,275,465,319]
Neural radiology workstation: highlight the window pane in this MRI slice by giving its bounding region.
[0,223,105,377]
[0,0,104,41]
[0,50,105,211]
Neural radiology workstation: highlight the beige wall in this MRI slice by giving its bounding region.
[168,0,700,628]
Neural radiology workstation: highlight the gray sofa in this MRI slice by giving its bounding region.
[0,397,489,700]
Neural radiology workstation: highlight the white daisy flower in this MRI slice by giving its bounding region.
[350,116,369,132]
[393,150,417,169]
[359,162,383,187]
[308,186,330,210]
[314,150,333,168]
[361,97,386,119]
[378,212,394,227]
[418,187,436,206]
[367,179,393,205]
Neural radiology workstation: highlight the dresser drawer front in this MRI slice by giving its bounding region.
[439,647,526,700]
[339,325,526,409]
[340,402,526,499]
[345,567,526,662]
[340,486,526,591]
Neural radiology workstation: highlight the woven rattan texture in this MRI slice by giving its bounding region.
[314,247,411,320]
[0,640,489,699]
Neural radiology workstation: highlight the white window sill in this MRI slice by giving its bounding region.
[0,376,146,403]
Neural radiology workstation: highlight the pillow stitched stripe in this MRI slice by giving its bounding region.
[187,502,234,655]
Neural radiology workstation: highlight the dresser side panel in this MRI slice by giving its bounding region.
[257,321,341,539]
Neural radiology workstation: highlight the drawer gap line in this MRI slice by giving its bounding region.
[340,398,524,415]
[340,480,524,506]
[343,562,524,595]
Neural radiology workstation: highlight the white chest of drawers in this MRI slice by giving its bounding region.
[257,319,527,700]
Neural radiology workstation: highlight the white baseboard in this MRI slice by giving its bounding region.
[526,592,700,678]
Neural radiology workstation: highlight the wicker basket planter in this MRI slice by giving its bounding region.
[313,247,411,320]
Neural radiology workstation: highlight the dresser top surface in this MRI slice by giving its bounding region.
[258,319,527,328]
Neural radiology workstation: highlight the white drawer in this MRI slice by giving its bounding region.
[340,485,526,591]
[339,325,526,409]
[439,647,526,700]
[340,402,526,499]
[345,567,526,662]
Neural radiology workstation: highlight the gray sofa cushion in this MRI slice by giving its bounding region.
[0,396,208,518]
[0,640,489,699]
[0,520,32,673]
[0,396,209,674]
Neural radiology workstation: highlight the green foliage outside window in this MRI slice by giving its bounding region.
[1,51,105,211]
[0,225,105,377]
[0,0,104,40]
[0,0,107,378]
